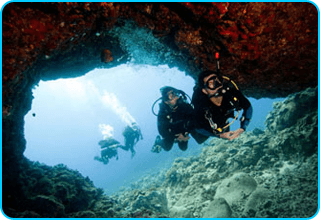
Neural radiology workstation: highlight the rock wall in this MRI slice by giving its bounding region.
[3,160,104,217]
[3,3,318,102]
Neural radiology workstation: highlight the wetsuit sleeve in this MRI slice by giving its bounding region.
[158,114,169,137]
[157,104,174,139]
[181,102,196,131]
[236,90,253,131]
[241,105,252,130]
[191,87,215,137]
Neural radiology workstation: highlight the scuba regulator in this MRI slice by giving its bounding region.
[203,52,241,134]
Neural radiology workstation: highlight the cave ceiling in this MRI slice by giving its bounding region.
[2,2,318,118]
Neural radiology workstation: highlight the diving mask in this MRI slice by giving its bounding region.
[204,75,222,91]
[166,90,179,101]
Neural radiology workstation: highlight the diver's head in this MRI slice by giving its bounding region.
[198,70,224,98]
[198,70,223,90]
[131,122,139,130]
[160,86,179,101]
[160,86,180,107]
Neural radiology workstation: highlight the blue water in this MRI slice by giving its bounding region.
[24,64,284,194]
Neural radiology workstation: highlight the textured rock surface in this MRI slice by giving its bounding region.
[110,87,318,218]
[2,3,317,103]
[1,2,318,218]
[202,198,232,218]
[3,161,104,218]
[131,190,169,214]
[214,172,258,206]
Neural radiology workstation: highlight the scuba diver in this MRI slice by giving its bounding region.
[151,86,207,153]
[192,53,253,141]
[94,138,124,165]
[121,122,143,158]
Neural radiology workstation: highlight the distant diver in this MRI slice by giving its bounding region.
[94,138,124,165]
[191,52,253,141]
[121,122,143,158]
[151,86,207,153]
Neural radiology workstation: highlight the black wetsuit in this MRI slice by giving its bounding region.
[99,139,120,159]
[157,97,206,151]
[95,139,122,164]
[192,78,252,138]
[122,125,143,155]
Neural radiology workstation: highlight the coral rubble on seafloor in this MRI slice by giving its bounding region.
[112,87,318,218]
[3,87,318,218]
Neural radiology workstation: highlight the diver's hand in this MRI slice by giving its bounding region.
[219,131,233,140]
[175,133,190,142]
[219,128,244,140]
[230,128,244,140]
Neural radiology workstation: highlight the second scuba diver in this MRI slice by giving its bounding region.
[94,138,125,165]
[122,122,143,158]
[151,86,207,153]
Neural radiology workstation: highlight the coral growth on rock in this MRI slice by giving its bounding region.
[3,161,104,217]
[111,87,318,218]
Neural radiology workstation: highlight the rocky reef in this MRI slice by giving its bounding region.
[3,87,317,218]
[3,160,102,218]
[2,160,169,218]
[110,87,318,218]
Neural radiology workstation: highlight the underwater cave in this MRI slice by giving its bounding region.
[23,63,283,195]
[23,64,200,194]
[2,2,318,218]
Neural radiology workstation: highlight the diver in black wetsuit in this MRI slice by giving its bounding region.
[122,122,143,158]
[151,86,207,153]
[94,138,124,165]
[192,70,252,141]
